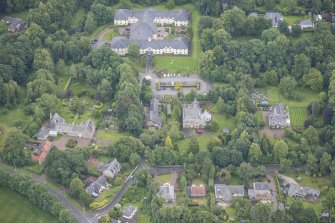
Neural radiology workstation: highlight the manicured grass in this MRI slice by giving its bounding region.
[192,198,207,205]
[91,25,112,39]
[95,186,121,203]
[153,4,200,74]
[287,173,331,193]
[266,86,318,128]
[192,178,205,185]
[213,113,237,131]
[70,82,97,97]
[284,15,309,25]
[137,213,151,223]
[0,105,31,148]
[224,176,244,185]
[96,129,130,143]
[26,164,44,174]
[155,173,171,184]
[176,134,212,153]
[71,7,85,27]
[289,107,307,127]
[102,30,118,41]
[0,187,58,223]
[176,112,236,153]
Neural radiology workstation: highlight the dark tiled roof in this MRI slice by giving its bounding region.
[114,9,189,22]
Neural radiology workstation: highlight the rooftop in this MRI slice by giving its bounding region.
[214,184,245,201]
[190,185,206,197]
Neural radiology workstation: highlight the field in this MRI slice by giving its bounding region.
[153,4,200,74]
[176,112,236,152]
[154,173,172,184]
[284,15,309,25]
[0,187,58,223]
[266,86,318,128]
[96,129,131,143]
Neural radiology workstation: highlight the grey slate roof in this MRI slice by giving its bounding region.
[86,176,107,196]
[214,184,245,201]
[149,98,163,126]
[110,37,189,50]
[49,113,95,139]
[97,159,121,178]
[254,182,270,191]
[2,16,26,31]
[112,9,189,53]
[300,20,314,27]
[37,127,50,140]
[123,205,137,219]
[264,12,283,27]
[157,183,175,203]
[287,183,320,198]
[114,9,189,22]
[129,22,157,40]
[268,103,289,127]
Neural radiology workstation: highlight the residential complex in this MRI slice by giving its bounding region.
[182,99,211,129]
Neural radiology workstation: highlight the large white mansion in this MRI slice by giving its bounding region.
[110,9,190,55]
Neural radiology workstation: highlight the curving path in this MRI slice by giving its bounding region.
[0,159,146,223]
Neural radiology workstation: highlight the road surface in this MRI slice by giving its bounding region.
[0,158,147,223]
[0,165,90,223]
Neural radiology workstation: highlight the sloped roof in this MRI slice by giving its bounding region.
[157,183,175,203]
[190,185,206,197]
[300,20,314,26]
[129,22,156,40]
[215,184,245,201]
[254,182,270,191]
[264,12,283,27]
[123,205,137,219]
[288,183,320,197]
[114,9,189,22]
[110,38,189,50]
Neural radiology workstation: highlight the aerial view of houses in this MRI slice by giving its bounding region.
[111,9,190,55]
[1,0,335,223]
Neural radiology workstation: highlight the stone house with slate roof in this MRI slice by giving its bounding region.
[182,99,211,129]
[118,205,137,223]
[214,184,245,206]
[86,176,108,198]
[268,104,290,129]
[300,20,314,29]
[111,9,190,55]
[264,12,283,28]
[48,113,95,139]
[157,183,175,204]
[2,16,26,32]
[248,182,272,202]
[287,183,320,200]
[97,159,121,178]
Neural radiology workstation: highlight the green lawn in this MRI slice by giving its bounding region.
[192,198,207,206]
[102,30,118,41]
[138,213,151,223]
[176,112,236,153]
[284,15,309,25]
[95,187,121,203]
[0,187,58,223]
[289,107,307,127]
[153,4,200,73]
[176,134,212,153]
[71,7,85,27]
[266,86,318,128]
[155,173,171,184]
[192,178,205,185]
[0,105,31,148]
[96,129,130,143]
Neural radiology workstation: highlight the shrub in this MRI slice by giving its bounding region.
[66,139,78,148]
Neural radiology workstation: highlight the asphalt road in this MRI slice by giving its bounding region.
[0,165,90,223]
[0,159,147,223]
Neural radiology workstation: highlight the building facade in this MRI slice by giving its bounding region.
[111,9,190,55]
[182,99,211,129]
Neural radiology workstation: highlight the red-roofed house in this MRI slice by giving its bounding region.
[42,140,52,151]
[189,185,206,198]
[31,140,52,165]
